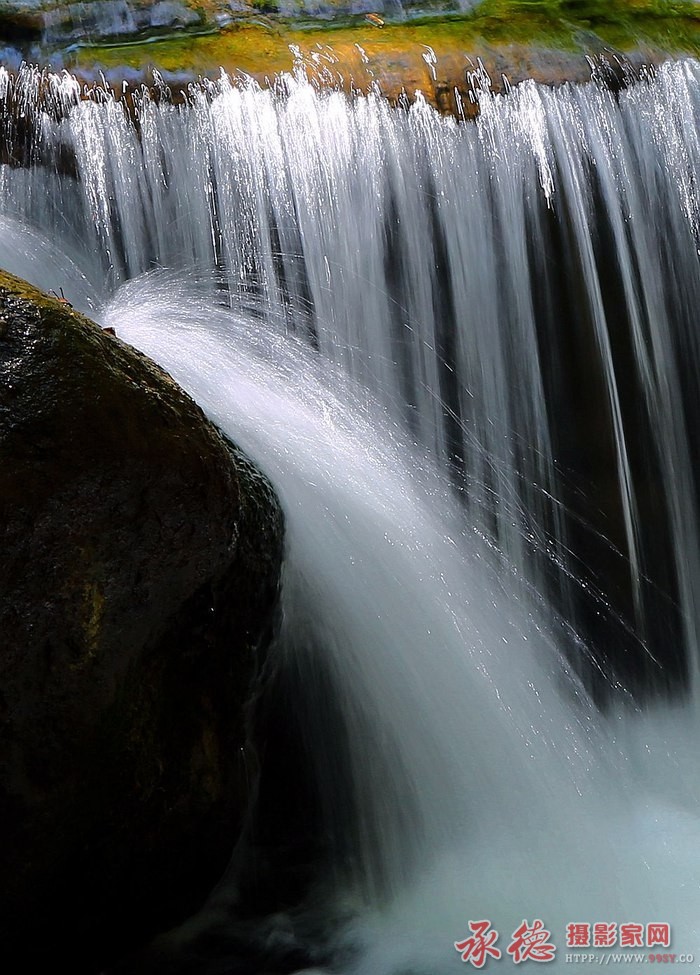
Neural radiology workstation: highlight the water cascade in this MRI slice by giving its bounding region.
[1,59,700,972]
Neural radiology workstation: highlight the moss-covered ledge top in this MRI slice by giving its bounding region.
[1,1,698,105]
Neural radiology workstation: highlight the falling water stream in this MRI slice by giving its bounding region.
[2,58,700,971]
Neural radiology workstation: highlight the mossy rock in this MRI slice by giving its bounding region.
[0,270,284,971]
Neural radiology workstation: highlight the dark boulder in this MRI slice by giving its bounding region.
[0,270,284,971]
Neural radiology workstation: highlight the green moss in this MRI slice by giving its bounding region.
[473,0,699,47]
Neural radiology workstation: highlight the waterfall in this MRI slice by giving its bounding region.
[2,59,700,972]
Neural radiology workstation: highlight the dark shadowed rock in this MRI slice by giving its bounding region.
[0,270,284,972]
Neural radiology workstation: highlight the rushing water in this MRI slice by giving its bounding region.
[2,59,700,972]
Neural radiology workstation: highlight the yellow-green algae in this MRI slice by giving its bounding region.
[70,0,700,82]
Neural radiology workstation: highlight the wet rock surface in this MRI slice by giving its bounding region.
[0,270,284,972]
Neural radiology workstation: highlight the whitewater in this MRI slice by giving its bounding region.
[1,57,700,972]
